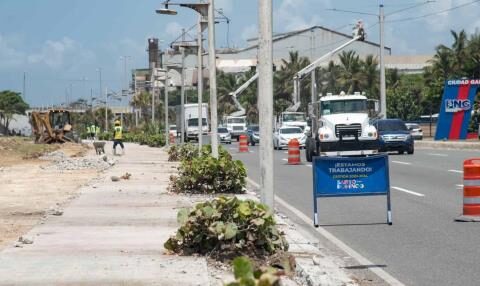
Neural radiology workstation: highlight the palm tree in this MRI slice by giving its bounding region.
[130,91,152,124]
[275,51,311,112]
[337,50,364,93]
[237,69,259,123]
[450,29,468,75]
[361,55,379,98]
[216,70,238,119]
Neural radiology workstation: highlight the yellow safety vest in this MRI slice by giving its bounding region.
[114,126,123,140]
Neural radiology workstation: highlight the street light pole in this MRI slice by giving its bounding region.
[208,0,219,158]
[105,87,108,132]
[197,15,205,153]
[165,71,169,146]
[379,0,387,118]
[180,28,186,144]
[258,0,274,208]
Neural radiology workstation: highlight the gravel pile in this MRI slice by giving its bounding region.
[40,151,115,171]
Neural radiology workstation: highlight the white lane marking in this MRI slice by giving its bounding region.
[392,186,425,197]
[229,147,236,150]
[448,169,463,174]
[456,184,464,189]
[427,153,448,157]
[282,158,288,162]
[283,151,289,154]
[306,164,312,168]
[391,160,411,165]
[245,177,406,286]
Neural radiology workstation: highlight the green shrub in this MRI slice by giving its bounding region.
[168,144,231,162]
[164,196,288,258]
[168,143,198,161]
[169,155,246,194]
[97,132,111,141]
[225,257,282,286]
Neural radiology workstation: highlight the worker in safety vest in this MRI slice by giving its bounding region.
[86,125,92,139]
[112,120,125,155]
[90,123,96,140]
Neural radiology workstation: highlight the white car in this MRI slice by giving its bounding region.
[169,125,177,137]
[218,127,232,144]
[405,123,423,140]
[273,127,306,150]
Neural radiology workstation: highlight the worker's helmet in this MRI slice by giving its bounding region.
[114,120,121,126]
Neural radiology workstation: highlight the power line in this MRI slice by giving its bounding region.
[326,8,377,17]
[387,0,480,23]
[385,1,435,16]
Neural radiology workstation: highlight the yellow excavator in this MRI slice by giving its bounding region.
[30,109,76,144]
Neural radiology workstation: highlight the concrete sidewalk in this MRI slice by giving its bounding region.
[0,143,210,286]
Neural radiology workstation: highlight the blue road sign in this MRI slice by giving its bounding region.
[312,154,391,226]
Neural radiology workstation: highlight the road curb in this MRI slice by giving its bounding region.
[245,177,405,286]
[415,140,480,150]
[243,179,358,286]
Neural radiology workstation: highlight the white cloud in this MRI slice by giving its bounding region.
[0,34,25,69]
[28,37,75,69]
[165,21,184,38]
[241,24,257,41]
[274,0,329,32]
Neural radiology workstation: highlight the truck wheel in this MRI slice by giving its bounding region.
[306,138,314,162]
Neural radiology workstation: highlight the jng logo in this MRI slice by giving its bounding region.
[445,99,471,112]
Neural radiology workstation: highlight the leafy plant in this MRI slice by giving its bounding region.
[164,196,288,258]
[169,154,246,194]
[225,257,282,286]
[167,144,231,162]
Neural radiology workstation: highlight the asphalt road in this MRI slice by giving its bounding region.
[225,142,480,286]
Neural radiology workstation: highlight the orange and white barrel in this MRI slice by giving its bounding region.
[456,158,480,222]
[239,134,248,153]
[288,139,301,165]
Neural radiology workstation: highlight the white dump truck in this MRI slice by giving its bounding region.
[305,91,379,161]
[176,103,209,142]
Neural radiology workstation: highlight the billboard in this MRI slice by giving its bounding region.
[435,79,480,140]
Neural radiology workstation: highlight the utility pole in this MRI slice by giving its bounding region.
[310,29,317,107]
[105,87,108,132]
[197,15,206,153]
[258,0,274,208]
[379,0,387,118]
[165,71,169,146]
[90,88,94,113]
[23,72,26,101]
[208,0,219,158]
[180,28,186,144]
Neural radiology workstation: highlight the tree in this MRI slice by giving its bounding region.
[361,55,379,99]
[275,51,311,113]
[386,74,423,120]
[216,70,238,119]
[336,50,365,94]
[0,90,29,133]
[130,91,152,124]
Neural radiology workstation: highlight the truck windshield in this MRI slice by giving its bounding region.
[282,113,305,122]
[377,120,407,132]
[227,118,245,124]
[188,118,208,126]
[321,100,367,115]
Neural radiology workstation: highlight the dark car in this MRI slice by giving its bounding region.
[373,119,414,154]
[246,125,259,146]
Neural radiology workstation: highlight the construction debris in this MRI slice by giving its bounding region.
[40,151,114,171]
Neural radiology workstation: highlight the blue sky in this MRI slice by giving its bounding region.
[1,0,479,106]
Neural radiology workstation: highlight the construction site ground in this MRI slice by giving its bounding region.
[0,137,97,251]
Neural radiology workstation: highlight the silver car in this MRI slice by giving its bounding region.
[218,127,232,144]
[273,127,306,150]
[405,123,423,140]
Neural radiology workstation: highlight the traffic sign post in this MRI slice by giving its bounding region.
[312,154,392,227]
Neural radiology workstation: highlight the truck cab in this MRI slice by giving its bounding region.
[279,112,310,134]
[306,92,379,161]
[223,116,247,141]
